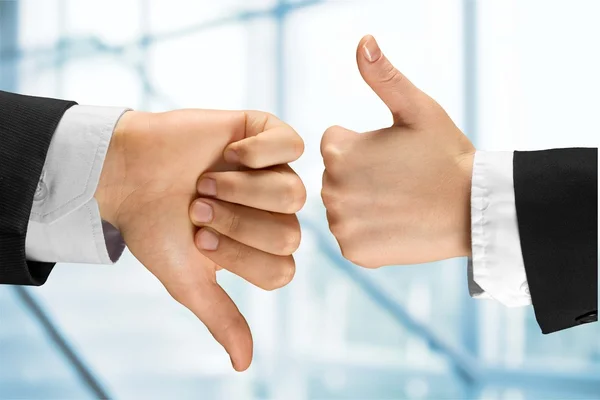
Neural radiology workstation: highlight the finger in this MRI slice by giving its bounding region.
[195,228,296,291]
[184,281,252,371]
[320,169,338,207]
[320,125,357,173]
[224,126,304,169]
[242,110,295,137]
[190,198,301,256]
[196,164,306,214]
[356,35,421,126]
[169,251,253,371]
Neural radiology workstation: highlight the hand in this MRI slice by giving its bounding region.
[190,163,305,289]
[320,35,475,269]
[95,109,305,371]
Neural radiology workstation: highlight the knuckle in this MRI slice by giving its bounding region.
[266,259,296,291]
[321,126,342,151]
[323,125,345,138]
[322,141,342,159]
[322,191,343,217]
[321,135,347,173]
[379,65,403,86]
[283,177,307,213]
[363,261,382,269]
[279,260,296,287]
[339,243,379,269]
[327,218,347,240]
[329,221,370,269]
[353,254,380,269]
[340,245,368,268]
[293,136,305,159]
[329,224,341,241]
[339,244,357,263]
[321,172,339,207]
[261,111,278,122]
[279,223,301,255]
[248,110,274,131]
[320,188,335,208]
[322,146,344,172]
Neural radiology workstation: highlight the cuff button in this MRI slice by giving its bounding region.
[34,181,48,201]
[575,311,598,324]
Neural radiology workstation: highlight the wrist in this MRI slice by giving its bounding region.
[454,149,475,257]
[95,110,139,230]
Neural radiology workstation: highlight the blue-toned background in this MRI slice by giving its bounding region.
[1,0,599,399]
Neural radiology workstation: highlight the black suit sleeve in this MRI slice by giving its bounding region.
[0,90,76,286]
[514,148,598,334]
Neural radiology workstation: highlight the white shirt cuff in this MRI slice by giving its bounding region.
[469,150,531,307]
[25,105,129,264]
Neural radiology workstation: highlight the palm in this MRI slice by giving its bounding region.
[122,194,218,294]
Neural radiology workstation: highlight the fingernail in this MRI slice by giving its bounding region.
[224,149,240,164]
[197,229,219,251]
[192,201,213,224]
[363,36,382,63]
[197,178,217,196]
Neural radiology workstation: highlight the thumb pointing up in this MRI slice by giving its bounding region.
[357,35,421,126]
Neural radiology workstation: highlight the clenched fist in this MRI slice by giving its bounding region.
[321,35,475,269]
[95,109,305,371]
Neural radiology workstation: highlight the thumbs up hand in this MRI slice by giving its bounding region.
[320,35,475,269]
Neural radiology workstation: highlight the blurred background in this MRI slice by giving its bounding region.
[1,0,599,399]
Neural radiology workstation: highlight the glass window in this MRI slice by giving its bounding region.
[1,0,598,399]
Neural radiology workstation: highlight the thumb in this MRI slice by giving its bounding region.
[183,278,253,372]
[356,35,421,126]
[160,248,253,371]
